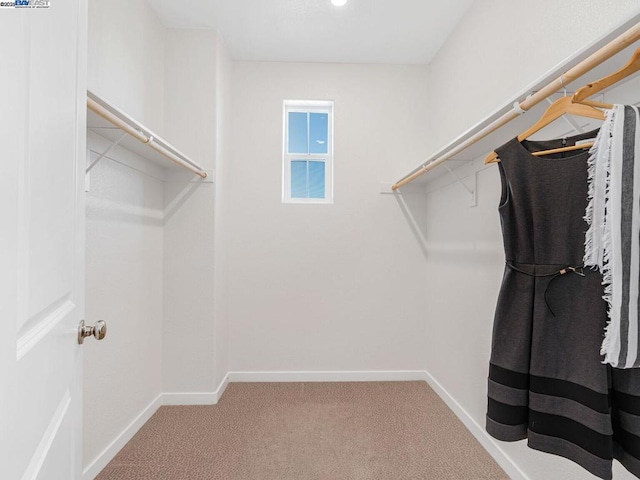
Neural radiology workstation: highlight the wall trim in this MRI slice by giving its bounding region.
[215,372,230,400]
[228,370,427,383]
[163,373,230,406]
[162,392,217,406]
[420,370,529,480]
[83,393,163,480]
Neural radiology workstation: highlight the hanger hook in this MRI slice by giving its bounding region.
[560,75,567,97]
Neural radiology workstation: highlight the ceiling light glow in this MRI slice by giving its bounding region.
[331,0,347,6]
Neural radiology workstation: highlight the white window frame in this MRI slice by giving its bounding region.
[282,100,334,204]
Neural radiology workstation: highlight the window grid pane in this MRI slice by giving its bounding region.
[288,112,309,154]
[291,160,308,198]
[309,112,328,154]
[308,161,325,198]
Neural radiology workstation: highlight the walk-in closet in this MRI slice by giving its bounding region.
[4,1,640,479]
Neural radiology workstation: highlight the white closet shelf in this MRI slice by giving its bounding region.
[86,90,207,178]
[392,18,640,190]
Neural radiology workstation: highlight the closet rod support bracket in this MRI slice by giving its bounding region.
[444,165,477,208]
[86,131,128,174]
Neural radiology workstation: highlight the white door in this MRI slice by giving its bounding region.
[0,2,88,479]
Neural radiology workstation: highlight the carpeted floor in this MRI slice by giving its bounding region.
[97,382,507,479]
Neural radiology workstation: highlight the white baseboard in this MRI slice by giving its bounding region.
[162,373,230,406]
[83,393,163,480]
[215,372,230,400]
[162,392,217,405]
[421,370,529,480]
[227,370,427,383]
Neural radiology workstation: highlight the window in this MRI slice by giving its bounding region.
[283,100,333,204]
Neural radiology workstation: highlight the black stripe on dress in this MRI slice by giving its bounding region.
[614,390,640,416]
[487,398,528,426]
[530,375,609,414]
[614,424,640,461]
[489,364,529,390]
[490,365,610,414]
[529,410,613,460]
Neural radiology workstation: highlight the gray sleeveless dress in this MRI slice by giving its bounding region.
[486,130,640,479]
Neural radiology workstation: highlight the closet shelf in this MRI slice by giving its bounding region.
[392,19,640,190]
[86,90,207,179]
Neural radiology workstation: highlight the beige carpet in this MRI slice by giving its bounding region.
[97,382,508,479]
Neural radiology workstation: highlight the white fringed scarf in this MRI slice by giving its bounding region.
[585,105,640,368]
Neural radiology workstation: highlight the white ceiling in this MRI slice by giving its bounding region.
[146,0,474,64]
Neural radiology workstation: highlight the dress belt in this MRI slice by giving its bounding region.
[505,261,585,317]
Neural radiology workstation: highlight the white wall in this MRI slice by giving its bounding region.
[162,29,218,396]
[84,142,165,471]
[227,62,431,375]
[85,16,232,475]
[416,2,640,479]
[425,0,640,155]
[84,0,167,472]
[88,0,166,134]
[213,36,233,388]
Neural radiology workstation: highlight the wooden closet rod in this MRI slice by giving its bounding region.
[392,22,640,191]
[87,97,208,179]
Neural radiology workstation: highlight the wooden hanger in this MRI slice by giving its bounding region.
[484,96,606,164]
[572,47,640,109]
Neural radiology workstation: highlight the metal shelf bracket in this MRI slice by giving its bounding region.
[444,165,477,207]
[86,131,128,174]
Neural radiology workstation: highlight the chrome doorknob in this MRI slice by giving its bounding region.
[78,320,107,344]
